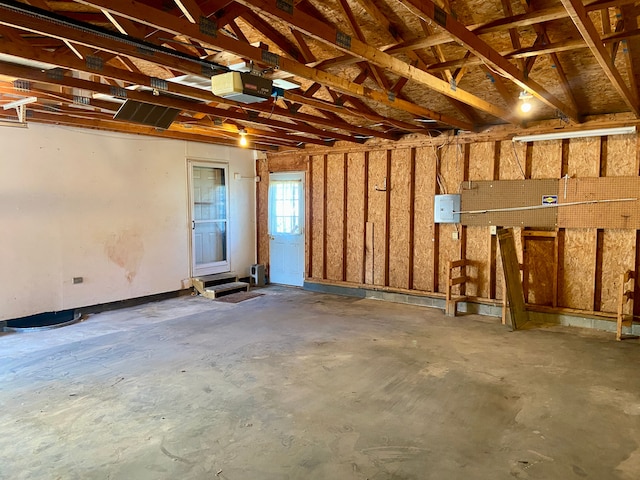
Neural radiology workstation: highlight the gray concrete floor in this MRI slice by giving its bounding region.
[1,287,640,480]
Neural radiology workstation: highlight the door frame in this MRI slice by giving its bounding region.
[188,159,230,277]
[268,171,306,286]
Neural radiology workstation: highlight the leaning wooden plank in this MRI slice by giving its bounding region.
[497,228,529,330]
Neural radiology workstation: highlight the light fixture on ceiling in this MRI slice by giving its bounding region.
[238,128,248,147]
[2,96,37,123]
[512,126,636,142]
[519,91,533,113]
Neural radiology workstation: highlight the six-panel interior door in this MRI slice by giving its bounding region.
[190,161,230,276]
[268,172,305,286]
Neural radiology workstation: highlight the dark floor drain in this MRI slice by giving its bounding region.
[4,310,81,331]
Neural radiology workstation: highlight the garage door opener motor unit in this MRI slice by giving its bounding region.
[211,72,273,104]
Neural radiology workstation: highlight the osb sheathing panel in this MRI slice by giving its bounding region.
[465,142,493,297]
[268,155,308,172]
[531,140,562,179]
[560,229,597,310]
[568,137,600,178]
[524,237,555,306]
[346,152,366,284]
[607,135,638,176]
[439,142,464,196]
[325,154,344,281]
[413,146,436,292]
[600,230,636,313]
[557,177,640,229]
[388,148,411,290]
[469,142,494,181]
[438,143,464,293]
[368,150,388,286]
[310,155,325,279]
[465,226,490,298]
[256,158,269,268]
[499,140,525,180]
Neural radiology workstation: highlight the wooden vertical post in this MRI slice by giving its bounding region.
[342,153,348,281]
[432,147,441,293]
[561,139,570,177]
[489,140,500,299]
[634,231,640,318]
[599,136,608,177]
[308,155,314,278]
[524,142,533,179]
[591,138,607,311]
[498,228,529,330]
[521,231,529,303]
[408,147,416,290]
[322,154,327,280]
[556,229,565,307]
[362,152,369,284]
[594,229,605,311]
[384,149,392,287]
[460,143,470,296]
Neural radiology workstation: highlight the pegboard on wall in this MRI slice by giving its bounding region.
[460,179,559,227]
[557,177,640,229]
[460,177,640,229]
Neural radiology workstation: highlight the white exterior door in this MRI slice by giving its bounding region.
[269,172,305,286]
[189,161,230,276]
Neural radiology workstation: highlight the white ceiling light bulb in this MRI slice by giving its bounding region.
[238,129,248,147]
[519,91,533,113]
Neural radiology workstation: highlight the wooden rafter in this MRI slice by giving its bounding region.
[231,0,512,123]
[561,0,639,116]
[1,0,636,145]
[0,19,400,142]
[382,0,637,57]
[501,0,525,73]
[0,108,281,149]
[396,0,580,122]
[66,0,473,130]
[621,5,640,102]
[0,60,358,144]
[172,0,201,24]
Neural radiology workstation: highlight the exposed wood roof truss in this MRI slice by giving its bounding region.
[0,0,638,149]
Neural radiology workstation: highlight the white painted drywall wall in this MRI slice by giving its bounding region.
[0,123,256,320]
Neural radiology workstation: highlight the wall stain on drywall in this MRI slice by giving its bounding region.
[105,229,144,282]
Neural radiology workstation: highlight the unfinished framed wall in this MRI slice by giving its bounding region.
[260,132,640,318]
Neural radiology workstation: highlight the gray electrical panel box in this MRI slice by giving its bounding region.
[434,194,461,223]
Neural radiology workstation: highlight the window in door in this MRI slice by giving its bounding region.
[191,162,229,276]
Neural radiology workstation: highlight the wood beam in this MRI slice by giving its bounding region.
[621,5,640,104]
[0,61,356,144]
[500,0,526,72]
[173,0,202,24]
[69,0,474,130]
[397,0,580,122]
[561,0,639,116]
[383,0,637,57]
[232,0,511,123]
[427,39,586,72]
[0,108,280,149]
[291,29,316,64]
[283,91,424,133]
[239,9,306,62]
[0,36,396,141]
